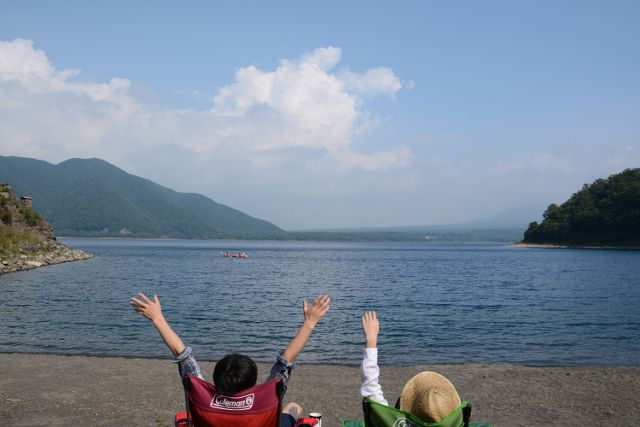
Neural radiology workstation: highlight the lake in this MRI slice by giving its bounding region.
[0,238,638,366]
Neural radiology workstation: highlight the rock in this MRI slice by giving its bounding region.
[0,183,93,274]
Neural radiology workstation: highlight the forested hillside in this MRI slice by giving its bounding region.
[523,168,640,247]
[0,156,284,238]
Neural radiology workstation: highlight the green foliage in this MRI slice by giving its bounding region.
[20,207,41,226]
[0,156,284,239]
[0,209,11,225]
[523,168,640,246]
[0,226,44,257]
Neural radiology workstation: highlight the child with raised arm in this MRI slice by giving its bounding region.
[131,292,330,425]
[360,311,465,424]
[360,311,388,405]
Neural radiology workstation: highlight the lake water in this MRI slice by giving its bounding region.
[0,238,639,366]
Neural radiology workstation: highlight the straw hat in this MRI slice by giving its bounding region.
[399,371,461,422]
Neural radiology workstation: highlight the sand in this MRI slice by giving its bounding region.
[1,353,639,426]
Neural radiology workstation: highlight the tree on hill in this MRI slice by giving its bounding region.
[0,156,284,239]
[523,168,640,246]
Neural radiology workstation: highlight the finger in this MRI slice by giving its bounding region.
[372,311,377,321]
[302,300,308,312]
[138,293,152,304]
[313,295,322,305]
[153,295,160,304]
[131,297,145,306]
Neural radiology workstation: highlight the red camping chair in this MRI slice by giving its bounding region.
[175,373,285,427]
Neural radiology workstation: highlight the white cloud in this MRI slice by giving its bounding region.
[209,47,410,169]
[0,40,410,174]
[338,67,404,99]
[0,39,56,84]
[0,39,135,106]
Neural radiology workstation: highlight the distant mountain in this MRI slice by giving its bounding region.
[523,168,640,247]
[0,156,284,238]
[459,204,544,229]
[302,205,542,234]
[296,205,542,243]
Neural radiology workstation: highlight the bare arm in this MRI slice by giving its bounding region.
[130,292,185,357]
[281,294,330,363]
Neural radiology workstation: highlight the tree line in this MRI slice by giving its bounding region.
[523,168,640,246]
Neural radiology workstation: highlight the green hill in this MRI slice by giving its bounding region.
[0,183,93,273]
[0,156,284,238]
[523,168,640,247]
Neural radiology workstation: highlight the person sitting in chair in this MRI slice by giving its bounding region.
[360,311,465,425]
[131,292,330,426]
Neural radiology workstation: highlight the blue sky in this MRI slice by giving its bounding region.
[1,1,639,229]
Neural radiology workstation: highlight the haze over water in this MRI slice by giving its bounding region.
[1,238,638,366]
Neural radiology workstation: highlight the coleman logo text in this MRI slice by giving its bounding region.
[210,393,255,411]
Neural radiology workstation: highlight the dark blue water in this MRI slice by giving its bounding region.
[1,238,639,366]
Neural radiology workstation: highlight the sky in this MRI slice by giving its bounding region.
[0,1,639,230]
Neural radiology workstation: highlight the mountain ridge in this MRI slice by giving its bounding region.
[1,155,530,242]
[0,155,284,238]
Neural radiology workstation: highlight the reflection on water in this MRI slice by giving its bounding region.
[0,238,639,365]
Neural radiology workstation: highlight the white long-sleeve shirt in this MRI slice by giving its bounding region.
[359,347,388,405]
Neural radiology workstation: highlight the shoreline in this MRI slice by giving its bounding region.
[511,242,640,250]
[1,353,639,426]
[0,246,93,274]
[59,236,640,249]
[1,349,636,369]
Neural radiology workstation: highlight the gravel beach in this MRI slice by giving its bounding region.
[1,353,639,426]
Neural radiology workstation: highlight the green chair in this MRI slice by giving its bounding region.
[343,397,491,427]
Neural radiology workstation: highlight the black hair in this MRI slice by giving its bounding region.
[213,353,258,396]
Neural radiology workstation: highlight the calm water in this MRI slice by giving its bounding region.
[0,238,639,366]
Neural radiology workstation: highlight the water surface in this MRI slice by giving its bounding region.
[0,238,638,365]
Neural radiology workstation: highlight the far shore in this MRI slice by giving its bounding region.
[511,242,640,250]
[1,353,639,426]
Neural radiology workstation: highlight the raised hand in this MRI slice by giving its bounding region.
[362,311,379,348]
[130,291,185,357]
[303,294,331,327]
[281,294,331,363]
[130,292,164,322]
